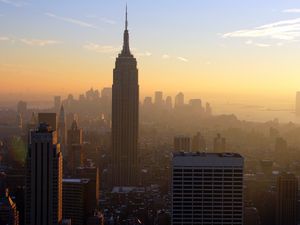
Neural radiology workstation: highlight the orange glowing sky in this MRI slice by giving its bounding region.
[1,0,300,106]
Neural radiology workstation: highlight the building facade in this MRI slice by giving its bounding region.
[172,152,244,225]
[111,7,139,186]
[67,120,84,173]
[174,136,191,152]
[191,132,206,152]
[276,172,298,225]
[296,91,300,116]
[213,133,226,153]
[25,123,63,225]
[38,113,57,130]
[0,189,19,225]
[63,179,94,225]
[75,167,99,210]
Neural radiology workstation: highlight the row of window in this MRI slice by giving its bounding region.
[173,214,243,217]
[173,207,243,210]
[173,190,242,194]
[173,169,243,173]
[173,196,243,200]
[173,172,243,177]
[173,203,243,206]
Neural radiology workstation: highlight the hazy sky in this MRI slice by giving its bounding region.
[1,0,300,104]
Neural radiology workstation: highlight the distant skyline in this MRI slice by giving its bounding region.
[1,0,300,104]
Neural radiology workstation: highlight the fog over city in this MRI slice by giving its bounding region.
[1,1,300,225]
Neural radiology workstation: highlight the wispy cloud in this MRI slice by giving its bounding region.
[45,12,97,29]
[254,43,271,48]
[83,42,119,53]
[0,36,60,46]
[223,18,300,42]
[0,0,25,7]
[83,43,152,58]
[85,14,116,25]
[245,40,271,47]
[135,51,152,57]
[162,54,170,59]
[101,17,116,25]
[0,36,11,41]
[20,39,61,46]
[177,56,188,62]
[283,9,300,13]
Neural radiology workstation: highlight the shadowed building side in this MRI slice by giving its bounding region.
[111,6,139,186]
[25,123,63,225]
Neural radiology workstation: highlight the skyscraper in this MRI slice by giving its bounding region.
[27,112,37,131]
[25,123,63,225]
[213,133,226,152]
[175,92,184,109]
[189,99,203,113]
[0,189,19,225]
[58,105,67,155]
[38,113,57,130]
[276,172,298,225]
[143,96,152,106]
[17,101,27,115]
[62,178,94,225]
[75,167,99,210]
[274,137,287,153]
[206,102,212,115]
[174,136,191,152]
[172,152,244,225]
[54,96,61,112]
[67,120,84,174]
[154,91,163,107]
[101,87,112,119]
[111,6,139,186]
[191,132,206,151]
[296,91,300,116]
[165,96,172,110]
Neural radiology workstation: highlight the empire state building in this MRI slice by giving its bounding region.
[111,7,139,186]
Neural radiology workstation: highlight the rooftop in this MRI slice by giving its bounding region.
[173,152,242,158]
[173,152,244,167]
[62,178,90,184]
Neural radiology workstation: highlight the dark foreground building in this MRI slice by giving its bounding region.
[25,123,63,225]
[111,7,139,186]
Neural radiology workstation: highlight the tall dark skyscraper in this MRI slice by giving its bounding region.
[276,172,298,225]
[111,6,139,186]
[58,105,67,155]
[25,123,63,225]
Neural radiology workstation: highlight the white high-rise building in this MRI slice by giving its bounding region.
[172,152,244,225]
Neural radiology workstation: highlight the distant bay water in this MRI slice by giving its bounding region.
[214,103,300,124]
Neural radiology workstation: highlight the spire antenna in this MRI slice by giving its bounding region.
[125,4,128,30]
[121,3,131,56]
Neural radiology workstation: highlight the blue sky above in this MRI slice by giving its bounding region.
[2,0,300,51]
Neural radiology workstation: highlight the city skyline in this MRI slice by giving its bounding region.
[1,1,300,105]
[3,2,300,225]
